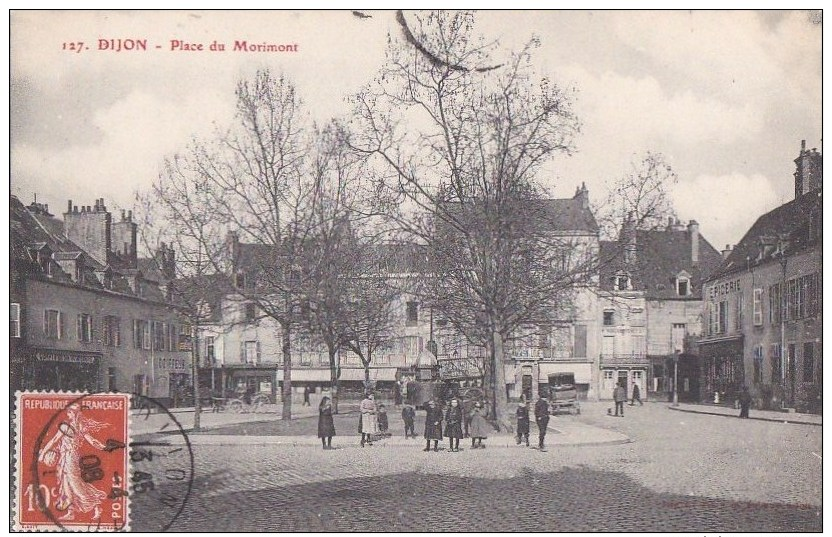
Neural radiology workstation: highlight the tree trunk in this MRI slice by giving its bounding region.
[281,324,292,421]
[491,329,511,431]
[191,323,201,431]
[328,347,339,414]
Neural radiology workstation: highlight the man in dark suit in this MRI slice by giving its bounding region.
[534,394,551,452]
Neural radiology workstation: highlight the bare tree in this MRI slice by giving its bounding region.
[596,151,679,239]
[140,70,319,421]
[346,11,589,427]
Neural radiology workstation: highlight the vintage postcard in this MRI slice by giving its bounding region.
[10,10,822,533]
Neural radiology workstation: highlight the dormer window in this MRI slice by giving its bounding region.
[614,271,631,291]
[675,271,692,296]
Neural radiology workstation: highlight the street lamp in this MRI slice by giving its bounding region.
[673,350,680,407]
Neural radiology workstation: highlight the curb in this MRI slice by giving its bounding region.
[667,405,821,427]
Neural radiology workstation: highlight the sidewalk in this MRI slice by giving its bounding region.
[131,402,358,436]
[668,402,821,426]
[135,414,630,448]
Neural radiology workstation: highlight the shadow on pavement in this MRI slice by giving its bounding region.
[132,465,821,532]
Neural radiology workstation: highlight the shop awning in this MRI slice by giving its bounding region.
[339,368,398,382]
[538,363,592,384]
[283,369,333,382]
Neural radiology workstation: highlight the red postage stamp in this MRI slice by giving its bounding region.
[14,392,130,531]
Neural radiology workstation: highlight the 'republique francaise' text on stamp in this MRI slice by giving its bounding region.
[14,392,130,531]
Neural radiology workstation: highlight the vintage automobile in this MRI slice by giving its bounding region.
[547,373,581,415]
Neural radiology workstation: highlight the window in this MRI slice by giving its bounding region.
[245,303,257,322]
[206,336,215,362]
[152,321,166,350]
[133,320,151,349]
[376,353,390,365]
[103,315,121,347]
[677,278,689,296]
[573,325,587,358]
[406,301,419,325]
[168,324,178,351]
[300,352,312,366]
[734,292,743,331]
[803,343,814,383]
[769,283,781,324]
[752,288,763,326]
[235,272,246,289]
[603,311,615,326]
[44,309,62,339]
[402,336,422,358]
[242,341,260,364]
[614,273,630,291]
[603,370,615,380]
[632,335,646,356]
[671,323,686,353]
[770,343,781,382]
[77,314,93,342]
[753,346,763,384]
[108,367,117,392]
[10,303,20,338]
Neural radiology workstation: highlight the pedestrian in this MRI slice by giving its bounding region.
[377,403,390,436]
[402,403,416,438]
[468,401,489,449]
[613,382,627,417]
[535,393,551,451]
[515,400,530,447]
[303,385,312,407]
[630,383,643,406]
[394,381,403,407]
[423,400,443,452]
[738,386,752,418]
[317,396,336,449]
[445,398,464,452]
[359,393,378,447]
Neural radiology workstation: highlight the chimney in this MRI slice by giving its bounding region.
[687,220,699,265]
[63,198,112,266]
[227,230,241,268]
[794,139,823,198]
[573,182,589,209]
[721,244,732,260]
[620,212,637,265]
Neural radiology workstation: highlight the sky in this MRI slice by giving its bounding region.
[9,10,822,251]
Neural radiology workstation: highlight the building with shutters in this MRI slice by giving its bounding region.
[698,141,822,413]
[196,185,604,403]
[598,214,723,401]
[10,196,193,406]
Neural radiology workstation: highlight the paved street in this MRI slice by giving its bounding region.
[130,402,821,532]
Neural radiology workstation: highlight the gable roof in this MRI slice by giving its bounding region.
[712,188,821,279]
[600,226,722,299]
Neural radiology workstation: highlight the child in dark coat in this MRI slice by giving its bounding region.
[423,400,443,452]
[516,401,530,447]
[377,403,390,436]
[444,398,464,452]
[317,396,336,449]
[402,404,416,438]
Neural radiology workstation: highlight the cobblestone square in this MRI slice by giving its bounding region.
[130,403,822,532]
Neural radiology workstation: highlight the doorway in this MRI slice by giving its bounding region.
[617,371,629,398]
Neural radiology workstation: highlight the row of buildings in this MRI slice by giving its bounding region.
[10,141,821,412]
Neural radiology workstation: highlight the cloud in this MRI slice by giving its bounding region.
[671,172,781,249]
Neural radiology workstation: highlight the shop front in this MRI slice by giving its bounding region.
[338,367,399,400]
[24,348,101,392]
[698,336,744,403]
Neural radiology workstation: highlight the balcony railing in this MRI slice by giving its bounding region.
[600,353,649,366]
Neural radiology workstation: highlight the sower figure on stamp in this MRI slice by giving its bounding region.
[423,400,443,452]
[38,403,109,521]
[318,396,336,449]
[535,394,551,452]
[516,400,530,447]
[444,398,463,452]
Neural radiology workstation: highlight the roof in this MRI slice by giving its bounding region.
[600,226,723,299]
[712,188,822,279]
[9,195,173,303]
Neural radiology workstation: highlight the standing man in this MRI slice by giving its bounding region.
[303,385,312,407]
[613,382,627,417]
[515,400,530,447]
[738,386,752,418]
[630,382,643,406]
[534,394,551,452]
